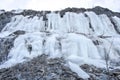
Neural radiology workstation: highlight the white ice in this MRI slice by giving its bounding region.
[0,11,120,79]
[68,61,90,79]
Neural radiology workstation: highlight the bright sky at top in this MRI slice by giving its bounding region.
[0,0,120,12]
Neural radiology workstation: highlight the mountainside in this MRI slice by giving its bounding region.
[0,6,120,80]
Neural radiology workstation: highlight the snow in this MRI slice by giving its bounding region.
[0,11,120,79]
[68,61,90,79]
[66,55,106,68]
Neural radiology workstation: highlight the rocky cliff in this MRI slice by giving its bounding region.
[0,6,120,80]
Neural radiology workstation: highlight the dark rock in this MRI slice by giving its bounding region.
[59,7,86,17]
[110,69,120,76]
[110,18,120,34]
[0,55,80,80]
[12,30,25,35]
[89,6,120,18]
[0,12,14,31]
[92,40,100,45]
[2,58,119,80]
[59,6,120,18]
[81,64,120,80]
[0,37,16,63]
[0,6,120,32]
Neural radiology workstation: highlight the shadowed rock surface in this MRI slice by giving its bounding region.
[0,55,80,80]
[0,12,14,31]
[0,55,120,80]
[0,37,15,64]
[0,30,26,64]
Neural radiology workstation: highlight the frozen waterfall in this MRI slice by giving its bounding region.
[0,11,120,79]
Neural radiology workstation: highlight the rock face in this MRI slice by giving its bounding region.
[59,6,120,18]
[0,55,120,80]
[0,55,80,80]
[81,64,120,80]
[0,6,120,80]
[0,6,120,31]
[0,37,15,63]
[0,30,25,64]
[0,6,120,32]
[0,12,14,31]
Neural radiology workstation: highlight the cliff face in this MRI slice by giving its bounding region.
[0,7,120,79]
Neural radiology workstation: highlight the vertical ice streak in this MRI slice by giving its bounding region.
[0,10,120,79]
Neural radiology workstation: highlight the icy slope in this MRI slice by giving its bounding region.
[0,7,120,79]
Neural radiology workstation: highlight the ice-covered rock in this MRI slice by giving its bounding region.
[0,7,120,79]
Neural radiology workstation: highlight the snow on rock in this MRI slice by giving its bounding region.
[68,61,90,79]
[99,14,117,36]
[45,34,62,58]
[0,11,120,79]
[0,31,13,38]
[66,55,106,68]
[85,12,117,36]
[11,9,23,14]
[0,32,44,68]
[1,15,44,32]
[0,10,5,14]
[112,16,120,33]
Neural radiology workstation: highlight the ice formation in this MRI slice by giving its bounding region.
[0,10,120,79]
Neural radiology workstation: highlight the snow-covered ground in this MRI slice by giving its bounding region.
[0,11,120,79]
